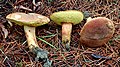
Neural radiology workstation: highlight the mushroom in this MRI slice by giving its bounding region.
[6,12,50,60]
[50,10,84,50]
[80,17,115,47]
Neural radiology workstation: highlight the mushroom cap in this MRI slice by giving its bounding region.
[50,10,84,25]
[6,12,50,27]
[80,17,115,47]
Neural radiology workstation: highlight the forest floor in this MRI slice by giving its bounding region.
[0,0,120,67]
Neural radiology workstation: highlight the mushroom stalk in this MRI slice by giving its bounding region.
[62,23,72,49]
[24,25,49,61]
[24,26,39,50]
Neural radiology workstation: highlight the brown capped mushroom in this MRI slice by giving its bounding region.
[50,10,84,50]
[6,12,50,61]
[80,17,115,47]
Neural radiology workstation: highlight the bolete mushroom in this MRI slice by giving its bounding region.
[6,12,50,61]
[80,17,115,47]
[50,10,84,49]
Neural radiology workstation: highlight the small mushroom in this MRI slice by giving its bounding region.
[6,12,50,60]
[50,10,84,50]
[80,17,115,47]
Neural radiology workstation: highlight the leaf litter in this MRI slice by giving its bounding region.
[0,0,120,67]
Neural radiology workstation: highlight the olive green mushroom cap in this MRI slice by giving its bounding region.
[50,10,84,25]
[6,12,50,27]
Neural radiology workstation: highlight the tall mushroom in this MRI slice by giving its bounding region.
[50,10,84,50]
[6,12,50,61]
[80,17,115,47]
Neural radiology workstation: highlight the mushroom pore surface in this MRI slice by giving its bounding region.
[50,10,84,25]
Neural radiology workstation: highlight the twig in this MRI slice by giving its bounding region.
[0,49,11,66]
[14,5,32,11]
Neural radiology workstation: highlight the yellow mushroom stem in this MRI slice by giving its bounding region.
[62,23,72,49]
[24,26,39,51]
